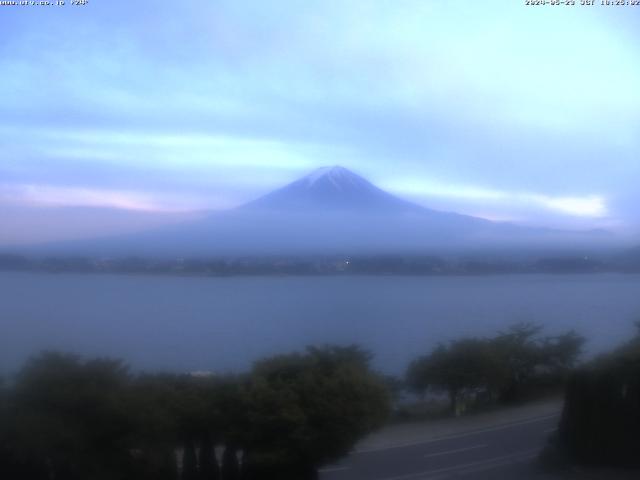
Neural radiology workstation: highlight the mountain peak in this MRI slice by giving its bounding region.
[305,165,354,185]
[241,166,424,213]
[301,165,374,192]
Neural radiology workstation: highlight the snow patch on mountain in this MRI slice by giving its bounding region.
[305,166,362,191]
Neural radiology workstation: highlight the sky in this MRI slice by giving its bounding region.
[1,0,640,245]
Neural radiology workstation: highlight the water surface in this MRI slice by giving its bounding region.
[1,272,639,375]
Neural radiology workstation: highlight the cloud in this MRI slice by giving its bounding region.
[384,178,608,226]
[533,195,607,218]
[0,184,206,212]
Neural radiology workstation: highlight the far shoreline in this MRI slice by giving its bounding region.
[2,252,639,278]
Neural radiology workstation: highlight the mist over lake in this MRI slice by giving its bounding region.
[2,271,639,376]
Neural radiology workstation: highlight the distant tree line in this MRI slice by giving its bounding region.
[406,323,585,416]
[0,346,389,480]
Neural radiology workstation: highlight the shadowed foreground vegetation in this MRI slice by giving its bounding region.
[547,324,640,469]
[3,323,638,478]
[0,346,389,480]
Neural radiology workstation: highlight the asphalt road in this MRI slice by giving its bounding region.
[319,412,560,480]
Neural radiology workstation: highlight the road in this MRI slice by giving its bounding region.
[320,410,560,480]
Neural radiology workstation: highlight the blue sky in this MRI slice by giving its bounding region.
[1,1,640,244]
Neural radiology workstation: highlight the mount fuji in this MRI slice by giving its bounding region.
[22,166,611,257]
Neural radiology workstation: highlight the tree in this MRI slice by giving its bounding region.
[198,433,220,480]
[407,338,504,415]
[221,445,240,480]
[127,373,184,479]
[9,352,133,480]
[540,330,585,373]
[492,323,584,402]
[407,324,586,413]
[182,439,198,480]
[492,323,544,402]
[0,375,20,478]
[241,345,390,479]
[557,326,640,467]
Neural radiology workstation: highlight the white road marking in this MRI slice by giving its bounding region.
[423,443,487,458]
[318,466,350,473]
[376,449,539,480]
[356,413,560,454]
[428,449,540,479]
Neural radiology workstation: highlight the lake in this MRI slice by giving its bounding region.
[1,272,639,376]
